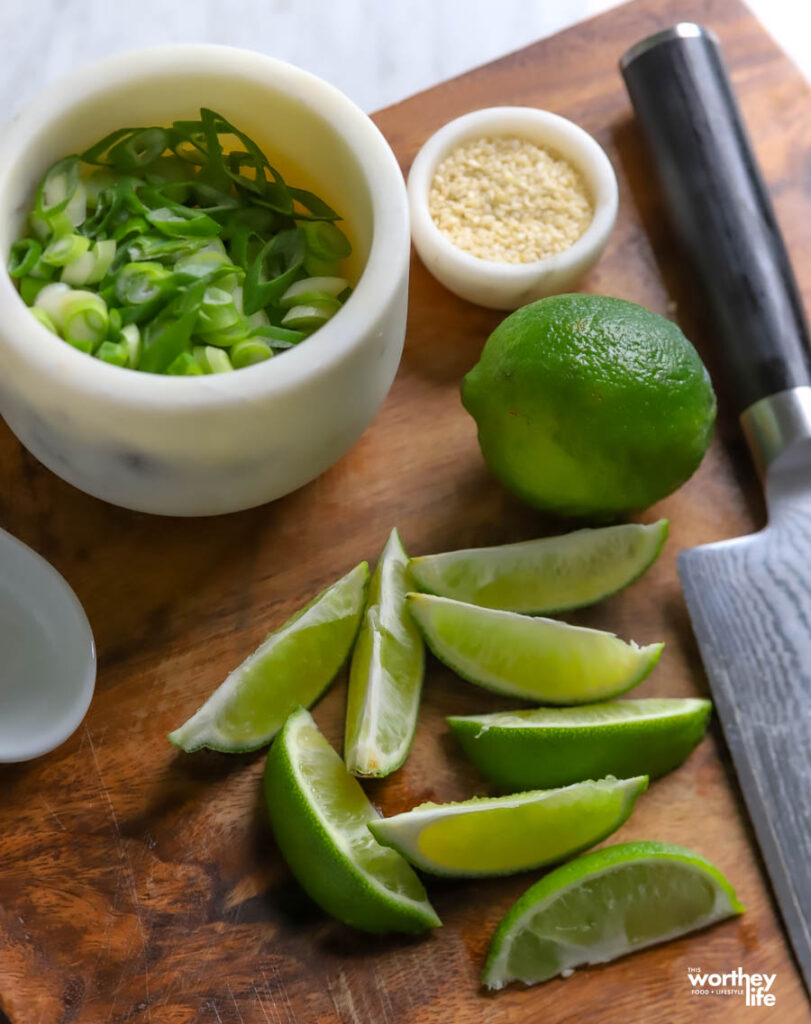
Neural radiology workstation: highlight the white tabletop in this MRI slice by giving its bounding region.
[0,0,808,121]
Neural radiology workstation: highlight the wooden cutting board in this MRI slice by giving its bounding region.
[1,0,809,1020]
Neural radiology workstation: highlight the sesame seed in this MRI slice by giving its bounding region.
[428,135,593,264]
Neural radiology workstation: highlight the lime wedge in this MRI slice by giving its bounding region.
[483,840,744,989]
[168,562,369,752]
[344,528,425,777]
[264,707,440,933]
[406,594,663,703]
[448,698,711,790]
[368,776,647,877]
[410,520,668,614]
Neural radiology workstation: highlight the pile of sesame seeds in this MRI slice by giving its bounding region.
[428,135,594,264]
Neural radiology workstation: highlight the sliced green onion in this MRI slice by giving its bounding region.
[227,219,265,270]
[64,239,118,287]
[8,239,42,278]
[113,216,149,242]
[174,249,239,289]
[231,337,273,368]
[87,239,116,283]
[107,128,168,171]
[115,261,172,305]
[65,183,87,229]
[20,276,49,305]
[126,234,204,261]
[96,340,130,367]
[27,257,58,281]
[147,154,194,189]
[139,277,209,373]
[242,227,305,314]
[30,307,57,332]
[252,324,306,348]
[198,238,229,257]
[303,255,340,277]
[194,344,234,373]
[194,317,253,348]
[166,351,204,375]
[84,168,118,209]
[121,323,141,368]
[192,181,241,219]
[33,282,72,327]
[247,308,270,330]
[288,187,339,221]
[61,291,108,351]
[196,286,240,333]
[61,251,94,286]
[302,221,351,260]
[145,198,220,238]
[108,306,122,340]
[141,315,195,372]
[35,156,80,218]
[81,178,148,240]
[81,127,143,166]
[28,212,52,241]
[13,108,351,373]
[42,233,90,267]
[279,276,348,308]
[253,180,294,215]
[280,299,341,331]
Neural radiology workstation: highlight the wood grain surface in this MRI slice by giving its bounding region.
[1,0,810,1020]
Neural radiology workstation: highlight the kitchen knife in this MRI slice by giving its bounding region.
[622,24,811,993]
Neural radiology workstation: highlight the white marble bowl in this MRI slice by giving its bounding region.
[0,46,410,516]
[408,106,618,310]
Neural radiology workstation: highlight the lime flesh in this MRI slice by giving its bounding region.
[448,698,712,790]
[344,529,425,776]
[410,520,668,614]
[483,840,744,989]
[407,593,663,703]
[264,707,440,933]
[368,776,647,877]
[168,562,369,752]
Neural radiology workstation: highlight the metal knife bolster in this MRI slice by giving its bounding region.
[741,385,811,478]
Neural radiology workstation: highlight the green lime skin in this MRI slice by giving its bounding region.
[447,698,712,791]
[461,294,717,519]
[264,709,440,934]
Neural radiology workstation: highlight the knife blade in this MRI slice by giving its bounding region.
[622,24,811,993]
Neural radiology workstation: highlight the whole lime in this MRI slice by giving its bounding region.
[461,294,716,518]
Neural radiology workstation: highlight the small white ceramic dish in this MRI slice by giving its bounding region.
[0,529,95,763]
[407,106,618,310]
[0,46,410,516]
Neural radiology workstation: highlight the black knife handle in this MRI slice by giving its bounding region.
[621,24,811,414]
